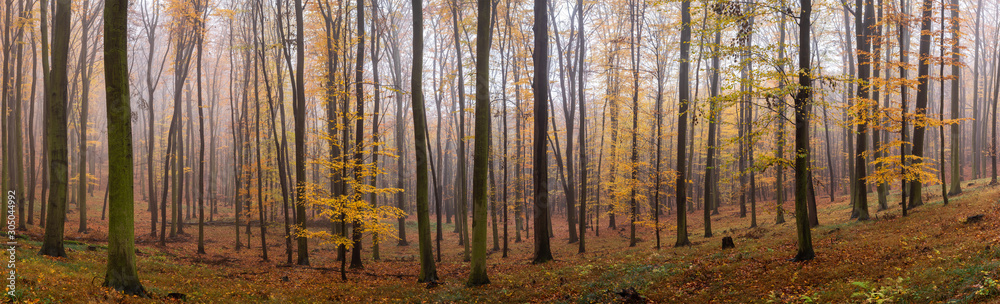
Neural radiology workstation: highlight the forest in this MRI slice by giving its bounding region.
[2,0,1000,301]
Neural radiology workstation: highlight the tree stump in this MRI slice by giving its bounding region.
[722,236,735,249]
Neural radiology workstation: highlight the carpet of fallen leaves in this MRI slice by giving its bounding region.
[13,178,1000,303]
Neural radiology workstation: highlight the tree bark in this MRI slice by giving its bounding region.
[101,0,146,292]
[532,0,553,263]
[674,0,692,247]
[412,0,438,282]
[468,0,492,284]
[793,0,815,261]
[39,0,72,258]
[911,0,934,200]
[946,0,961,195]
[293,0,309,266]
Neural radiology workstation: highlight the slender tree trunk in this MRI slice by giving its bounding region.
[269,0,292,264]
[991,13,1000,185]
[39,0,71,258]
[853,0,872,220]
[971,0,983,180]
[576,0,586,254]
[532,0,553,263]
[674,0,692,247]
[468,0,492,284]
[37,0,50,230]
[628,0,644,248]
[196,7,206,255]
[252,4,268,260]
[391,24,409,248]
[77,0,93,233]
[937,2,949,205]
[898,0,910,215]
[514,62,523,243]
[293,0,309,266]
[946,0,961,195]
[911,0,934,200]
[433,34,444,262]
[704,17,721,235]
[26,28,37,227]
[370,12,382,260]
[793,0,815,261]
[412,0,438,282]
[549,3,578,245]
[775,4,787,224]
[143,3,162,237]
[348,0,366,270]
[872,1,888,210]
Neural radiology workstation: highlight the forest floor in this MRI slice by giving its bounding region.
[12,178,1000,303]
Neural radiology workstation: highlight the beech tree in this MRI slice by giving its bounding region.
[674,0,691,248]
[793,0,814,262]
[532,0,553,264]
[412,0,438,282]
[39,0,71,258]
[101,0,146,293]
[468,0,492,285]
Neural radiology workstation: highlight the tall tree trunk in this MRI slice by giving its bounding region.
[514,62,524,243]
[911,0,934,203]
[412,0,438,282]
[853,0,873,220]
[252,4,268,260]
[142,1,165,237]
[349,0,366,270]
[433,34,444,261]
[293,0,309,266]
[77,0,93,233]
[548,1,578,245]
[370,11,382,260]
[451,0,471,260]
[674,0,692,247]
[576,0,586,254]
[704,17,721,235]
[317,0,341,263]
[898,0,910,215]
[26,28,38,227]
[196,6,206,255]
[38,0,50,229]
[267,0,292,264]
[970,0,982,180]
[872,1,888,210]
[468,0,492,284]
[946,0,961,195]
[842,4,858,212]
[39,0,71,258]
[391,22,409,248]
[532,0,553,264]
[775,2,787,224]
[101,0,146,292]
[628,0,644,248]
[936,2,949,205]
[793,0,815,261]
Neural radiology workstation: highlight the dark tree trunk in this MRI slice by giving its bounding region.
[532,0,553,264]
[793,0,815,261]
[39,0,72,258]
[674,0,692,247]
[293,0,309,266]
[411,0,438,282]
